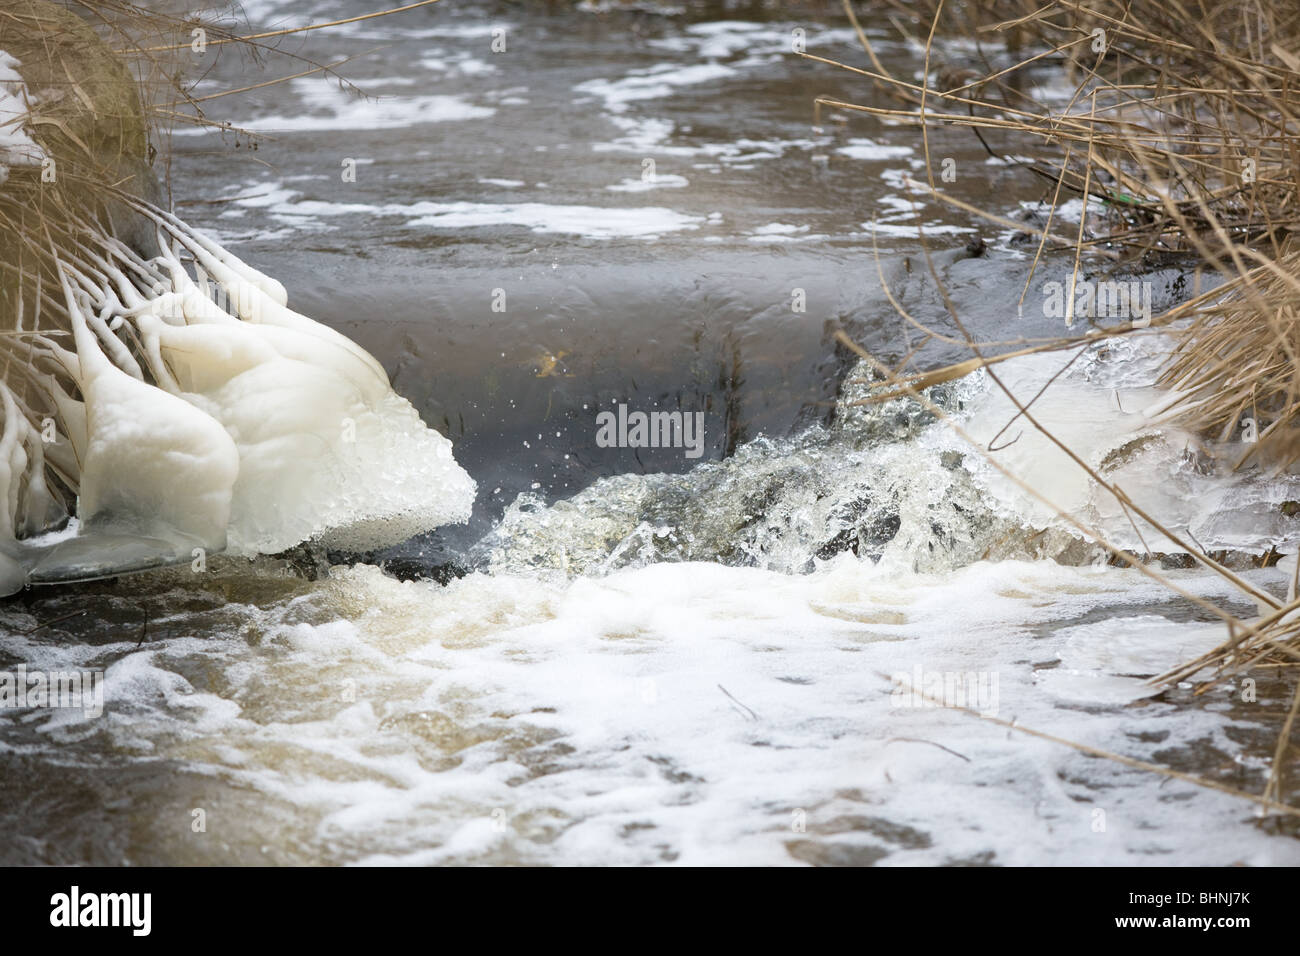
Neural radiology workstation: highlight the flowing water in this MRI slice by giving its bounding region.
[2,0,1299,865]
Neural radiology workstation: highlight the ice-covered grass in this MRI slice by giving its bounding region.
[0,52,45,177]
[0,140,475,589]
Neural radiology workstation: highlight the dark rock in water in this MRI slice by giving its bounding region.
[323,543,470,586]
[814,526,860,560]
[378,557,469,586]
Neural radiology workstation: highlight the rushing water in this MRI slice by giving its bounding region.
[2,0,1299,865]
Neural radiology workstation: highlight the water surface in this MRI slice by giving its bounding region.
[0,0,1294,866]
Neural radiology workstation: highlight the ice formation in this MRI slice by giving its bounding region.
[958,342,1300,555]
[0,51,45,180]
[0,59,474,593]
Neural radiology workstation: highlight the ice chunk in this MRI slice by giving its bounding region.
[0,212,478,584]
[64,272,240,553]
[957,348,1300,554]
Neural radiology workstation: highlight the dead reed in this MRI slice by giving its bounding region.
[820,0,1300,811]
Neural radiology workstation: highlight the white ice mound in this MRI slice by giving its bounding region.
[0,197,474,588]
[71,285,239,549]
[131,268,475,553]
[125,209,476,556]
[187,358,474,555]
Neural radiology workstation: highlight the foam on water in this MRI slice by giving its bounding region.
[4,320,1300,864]
[188,179,710,239]
[396,201,705,238]
[237,78,495,133]
[576,63,740,112]
[646,21,861,60]
[4,549,1290,865]
[838,139,916,161]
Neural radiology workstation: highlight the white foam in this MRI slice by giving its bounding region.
[747,223,829,243]
[232,78,494,133]
[575,63,738,112]
[862,219,975,238]
[200,182,706,239]
[838,138,915,161]
[417,53,499,77]
[648,21,860,60]
[606,173,689,192]
[20,556,1287,865]
[391,201,705,238]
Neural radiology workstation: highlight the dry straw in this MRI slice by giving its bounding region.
[820,0,1300,812]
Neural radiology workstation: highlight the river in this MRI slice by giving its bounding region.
[0,0,1296,865]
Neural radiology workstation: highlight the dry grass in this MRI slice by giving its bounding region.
[824,0,1300,416]
[817,0,1300,812]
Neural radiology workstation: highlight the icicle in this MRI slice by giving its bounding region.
[0,380,25,541]
[56,260,240,553]
[139,210,389,384]
[144,201,289,307]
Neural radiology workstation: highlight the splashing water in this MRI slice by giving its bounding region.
[477,340,1300,581]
